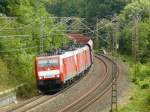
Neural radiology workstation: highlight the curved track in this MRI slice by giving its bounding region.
[58,54,118,112]
[1,54,118,112]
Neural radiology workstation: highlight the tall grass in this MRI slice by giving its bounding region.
[118,54,150,112]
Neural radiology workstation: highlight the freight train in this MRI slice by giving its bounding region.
[34,34,93,93]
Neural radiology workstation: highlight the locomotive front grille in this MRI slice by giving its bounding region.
[37,79,62,92]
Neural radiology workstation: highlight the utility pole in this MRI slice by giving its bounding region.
[95,18,99,49]
[132,14,140,79]
[40,17,45,54]
[132,15,140,61]
[110,14,119,112]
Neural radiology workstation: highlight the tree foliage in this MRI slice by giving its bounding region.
[46,0,128,23]
[0,0,69,95]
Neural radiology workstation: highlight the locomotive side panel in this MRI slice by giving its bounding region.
[85,48,91,68]
[63,56,77,82]
[79,51,86,73]
[62,46,91,83]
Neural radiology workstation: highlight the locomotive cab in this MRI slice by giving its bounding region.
[35,56,62,92]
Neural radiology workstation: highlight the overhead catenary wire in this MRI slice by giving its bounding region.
[0,46,38,53]
[77,19,95,34]
[48,24,95,35]
[47,30,93,36]
[0,17,97,54]
[48,17,73,35]
[0,17,17,19]
[0,21,12,32]
[0,17,94,39]
[0,35,32,38]
[0,17,41,31]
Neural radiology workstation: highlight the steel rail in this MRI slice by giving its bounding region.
[75,54,119,112]
[58,54,118,112]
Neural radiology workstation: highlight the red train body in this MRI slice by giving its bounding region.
[34,34,93,92]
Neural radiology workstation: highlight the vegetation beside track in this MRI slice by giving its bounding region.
[117,54,150,112]
[96,48,150,111]
[95,0,150,110]
[119,85,150,112]
[0,0,69,97]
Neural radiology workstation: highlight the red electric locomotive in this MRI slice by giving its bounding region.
[34,34,93,93]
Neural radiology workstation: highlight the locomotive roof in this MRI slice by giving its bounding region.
[36,34,91,59]
[68,34,91,44]
[36,45,88,59]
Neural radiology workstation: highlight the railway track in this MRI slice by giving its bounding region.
[58,54,118,112]
[1,54,118,112]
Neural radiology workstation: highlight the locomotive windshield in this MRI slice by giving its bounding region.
[38,58,59,67]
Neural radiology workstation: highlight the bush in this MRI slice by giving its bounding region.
[131,64,150,84]
[0,58,8,82]
[16,83,37,98]
[0,58,11,90]
[147,93,150,105]
[139,78,150,89]
[1,53,37,97]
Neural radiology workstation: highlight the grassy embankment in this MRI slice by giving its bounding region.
[118,54,150,112]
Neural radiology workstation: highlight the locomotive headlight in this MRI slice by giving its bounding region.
[55,74,60,78]
[39,76,44,79]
